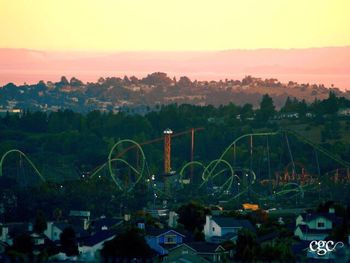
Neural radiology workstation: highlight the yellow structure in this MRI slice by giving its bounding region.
[242,203,259,211]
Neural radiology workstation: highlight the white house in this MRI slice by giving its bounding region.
[203,215,254,243]
[294,208,341,241]
[44,222,69,241]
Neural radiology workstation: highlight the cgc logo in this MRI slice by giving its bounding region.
[309,240,344,256]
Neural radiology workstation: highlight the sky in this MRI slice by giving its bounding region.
[0,0,350,51]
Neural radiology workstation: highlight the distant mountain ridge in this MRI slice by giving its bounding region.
[1,46,350,90]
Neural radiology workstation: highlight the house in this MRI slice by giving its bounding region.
[294,208,342,241]
[167,242,233,262]
[31,232,46,246]
[45,222,89,242]
[257,232,280,246]
[89,217,122,232]
[78,230,117,261]
[45,222,69,241]
[69,210,90,229]
[144,227,185,256]
[203,215,255,243]
[338,108,350,116]
[166,243,210,263]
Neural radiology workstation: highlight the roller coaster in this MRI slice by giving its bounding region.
[1,129,350,204]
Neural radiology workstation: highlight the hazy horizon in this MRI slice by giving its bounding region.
[1,46,350,90]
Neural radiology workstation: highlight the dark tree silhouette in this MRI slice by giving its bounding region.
[34,210,47,234]
[177,201,209,232]
[60,227,79,256]
[101,227,154,262]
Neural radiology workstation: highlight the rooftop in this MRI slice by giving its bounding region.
[211,216,255,232]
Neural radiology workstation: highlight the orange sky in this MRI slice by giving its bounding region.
[0,0,350,51]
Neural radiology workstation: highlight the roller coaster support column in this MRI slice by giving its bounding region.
[190,128,195,182]
[164,129,173,195]
[164,129,173,174]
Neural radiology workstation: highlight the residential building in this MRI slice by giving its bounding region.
[78,230,117,261]
[338,108,350,116]
[203,215,255,243]
[145,227,185,256]
[167,242,233,262]
[294,208,341,241]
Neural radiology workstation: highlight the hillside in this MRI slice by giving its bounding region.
[1,72,350,113]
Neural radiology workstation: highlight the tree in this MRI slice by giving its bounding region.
[53,208,62,222]
[234,229,260,261]
[101,227,154,262]
[193,227,205,241]
[256,94,275,122]
[34,210,47,234]
[177,201,209,232]
[240,103,254,121]
[177,76,192,88]
[323,91,339,115]
[321,119,341,141]
[6,233,34,262]
[59,76,69,86]
[60,227,79,256]
[70,77,84,86]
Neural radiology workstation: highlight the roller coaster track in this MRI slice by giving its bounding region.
[205,132,279,182]
[106,139,147,192]
[283,129,350,169]
[1,128,348,196]
[0,149,46,182]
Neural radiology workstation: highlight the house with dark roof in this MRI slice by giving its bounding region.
[203,215,255,243]
[257,231,280,246]
[144,227,186,256]
[45,222,69,241]
[166,242,233,262]
[44,221,89,242]
[294,207,342,241]
[89,217,122,233]
[78,230,117,261]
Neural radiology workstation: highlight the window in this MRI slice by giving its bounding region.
[182,249,189,255]
[317,222,325,228]
[164,234,177,244]
[212,227,215,232]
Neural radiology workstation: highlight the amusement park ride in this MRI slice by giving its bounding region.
[1,129,350,203]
